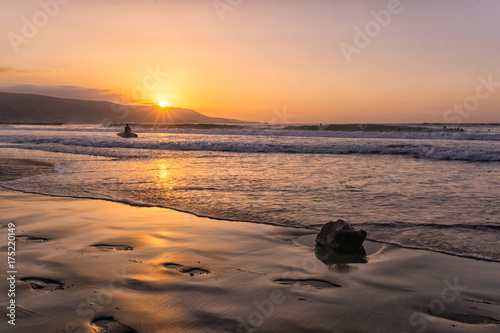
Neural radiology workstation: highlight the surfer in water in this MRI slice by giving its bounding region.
[124,124,132,134]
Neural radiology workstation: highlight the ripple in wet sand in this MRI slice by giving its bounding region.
[90,316,137,333]
[273,278,341,288]
[20,277,64,292]
[91,244,134,251]
[163,263,210,275]
[16,235,48,242]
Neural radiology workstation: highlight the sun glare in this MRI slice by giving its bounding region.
[159,100,169,108]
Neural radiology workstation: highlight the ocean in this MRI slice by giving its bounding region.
[1,123,499,261]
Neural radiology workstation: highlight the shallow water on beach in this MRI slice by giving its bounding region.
[1,124,500,261]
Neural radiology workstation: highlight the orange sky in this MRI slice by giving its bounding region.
[1,0,499,123]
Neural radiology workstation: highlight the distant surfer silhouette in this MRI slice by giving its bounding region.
[117,124,137,138]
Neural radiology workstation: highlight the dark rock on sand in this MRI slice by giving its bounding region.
[315,219,366,253]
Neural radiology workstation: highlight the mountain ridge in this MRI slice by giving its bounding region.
[0,92,247,124]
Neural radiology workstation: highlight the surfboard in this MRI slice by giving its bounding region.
[117,132,138,138]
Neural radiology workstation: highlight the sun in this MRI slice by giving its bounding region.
[158,100,169,108]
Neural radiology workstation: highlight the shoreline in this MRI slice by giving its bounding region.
[3,180,498,264]
[1,153,500,332]
[5,177,499,264]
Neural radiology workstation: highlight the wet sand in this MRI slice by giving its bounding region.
[1,156,499,333]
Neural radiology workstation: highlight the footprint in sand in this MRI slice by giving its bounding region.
[273,279,341,288]
[91,244,134,251]
[162,263,210,276]
[90,316,137,333]
[16,235,48,242]
[20,277,64,292]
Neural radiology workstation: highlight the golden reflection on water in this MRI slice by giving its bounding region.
[157,160,170,180]
[152,159,180,191]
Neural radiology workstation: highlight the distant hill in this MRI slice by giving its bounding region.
[0,92,245,124]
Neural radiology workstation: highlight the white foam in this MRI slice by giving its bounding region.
[1,129,499,162]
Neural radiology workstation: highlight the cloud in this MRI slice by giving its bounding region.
[0,67,31,73]
[0,66,59,74]
[0,84,127,103]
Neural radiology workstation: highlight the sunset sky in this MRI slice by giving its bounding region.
[1,0,499,123]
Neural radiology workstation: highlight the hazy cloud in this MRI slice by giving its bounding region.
[0,66,59,74]
[0,67,31,73]
[0,84,126,103]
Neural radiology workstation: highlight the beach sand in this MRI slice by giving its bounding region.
[1,157,499,333]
